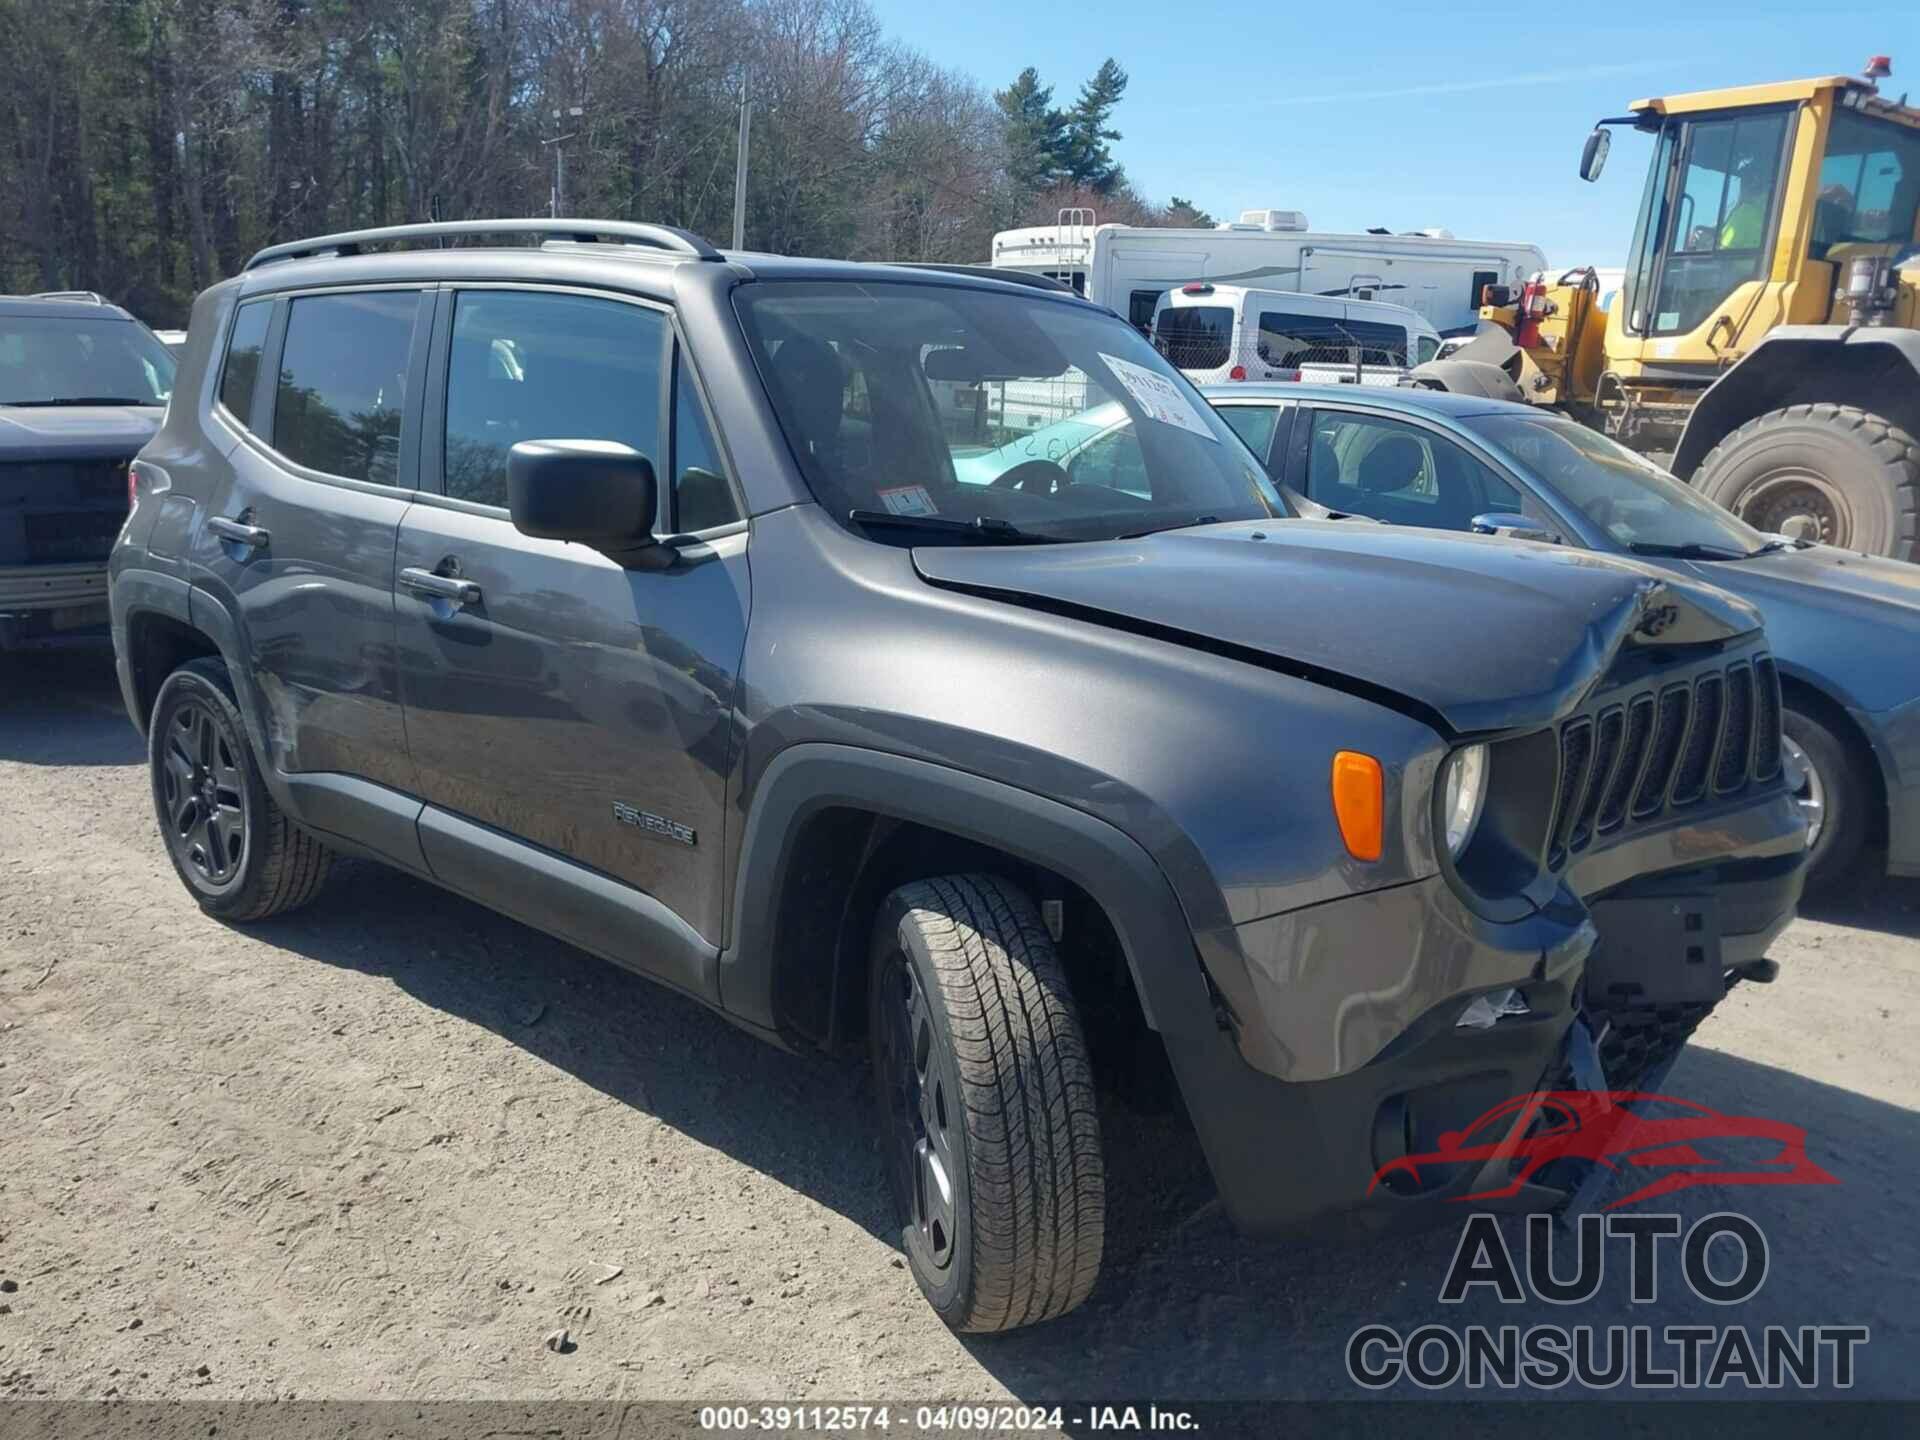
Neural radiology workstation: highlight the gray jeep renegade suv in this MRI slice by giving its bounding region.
[110,220,1805,1333]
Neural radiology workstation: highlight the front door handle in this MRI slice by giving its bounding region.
[208,515,269,549]
[399,566,482,607]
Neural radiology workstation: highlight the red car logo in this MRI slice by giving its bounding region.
[1368,1091,1839,1210]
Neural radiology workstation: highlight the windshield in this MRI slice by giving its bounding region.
[1465,411,1766,555]
[0,315,176,406]
[735,281,1280,543]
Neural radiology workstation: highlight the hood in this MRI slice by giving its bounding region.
[0,405,163,461]
[1696,543,1920,619]
[1678,544,1920,712]
[912,519,1763,735]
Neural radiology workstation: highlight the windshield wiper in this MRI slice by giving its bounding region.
[1626,540,1749,561]
[847,509,1064,544]
[1747,535,1810,556]
[3,396,160,407]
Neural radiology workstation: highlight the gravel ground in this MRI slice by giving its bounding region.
[3,646,1917,1404]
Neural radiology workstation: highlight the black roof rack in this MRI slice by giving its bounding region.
[892,263,1080,295]
[244,219,724,272]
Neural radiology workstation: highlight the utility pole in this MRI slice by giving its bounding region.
[732,75,752,251]
[543,106,584,217]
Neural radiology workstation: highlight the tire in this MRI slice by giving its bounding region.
[148,657,333,921]
[867,874,1105,1333]
[1783,705,1871,900]
[1692,403,1920,561]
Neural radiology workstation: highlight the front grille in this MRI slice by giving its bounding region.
[1716,664,1754,794]
[1632,687,1690,819]
[1550,653,1783,868]
[1596,694,1654,833]
[1753,658,1782,780]
[24,510,124,563]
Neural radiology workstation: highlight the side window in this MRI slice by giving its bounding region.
[218,300,272,430]
[443,291,665,508]
[672,353,739,532]
[274,291,419,484]
[1215,404,1282,465]
[1306,412,1527,532]
[1469,270,1498,309]
[1812,109,1920,259]
[1260,311,1406,369]
[1414,335,1440,366]
[1065,424,1150,498]
[1128,289,1162,332]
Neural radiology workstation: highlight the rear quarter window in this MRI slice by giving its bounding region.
[219,301,272,429]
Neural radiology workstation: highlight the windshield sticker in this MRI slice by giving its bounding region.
[877,484,940,517]
[1099,354,1217,442]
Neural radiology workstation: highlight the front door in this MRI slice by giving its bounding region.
[392,286,749,962]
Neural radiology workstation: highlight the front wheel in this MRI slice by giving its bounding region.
[1692,403,1920,560]
[868,874,1105,1333]
[1783,706,1870,900]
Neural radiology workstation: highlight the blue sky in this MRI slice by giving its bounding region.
[870,0,1916,267]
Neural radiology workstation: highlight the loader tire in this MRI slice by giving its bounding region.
[1692,403,1920,561]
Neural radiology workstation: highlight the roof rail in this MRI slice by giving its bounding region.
[30,289,109,304]
[244,218,724,272]
[892,263,1080,295]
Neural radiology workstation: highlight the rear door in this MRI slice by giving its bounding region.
[392,285,749,972]
[192,286,428,793]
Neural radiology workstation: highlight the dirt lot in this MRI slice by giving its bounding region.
[3,646,1918,1404]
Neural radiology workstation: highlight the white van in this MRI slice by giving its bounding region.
[1150,284,1443,387]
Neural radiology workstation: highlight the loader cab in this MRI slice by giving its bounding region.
[1619,107,1791,342]
[1588,74,1920,374]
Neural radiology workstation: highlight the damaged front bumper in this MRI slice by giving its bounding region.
[1168,790,1805,1239]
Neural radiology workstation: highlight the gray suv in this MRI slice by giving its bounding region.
[110,220,1806,1333]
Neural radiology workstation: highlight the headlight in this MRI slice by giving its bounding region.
[1440,744,1489,858]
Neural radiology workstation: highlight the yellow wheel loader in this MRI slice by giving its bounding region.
[1414,59,1920,561]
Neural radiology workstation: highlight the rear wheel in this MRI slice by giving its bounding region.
[149,658,334,921]
[868,874,1104,1332]
[1692,403,1920,561]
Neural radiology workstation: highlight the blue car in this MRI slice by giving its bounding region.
[1203,383,1920,896]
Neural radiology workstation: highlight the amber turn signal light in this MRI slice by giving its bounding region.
[1331,751,1384,862]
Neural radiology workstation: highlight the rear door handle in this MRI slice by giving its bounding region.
[208,515,269,548]
[399,566,482,607]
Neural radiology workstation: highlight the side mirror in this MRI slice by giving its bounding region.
[1578,126,1611,182]
[1472,512,1562,544]
[508,439,657,554]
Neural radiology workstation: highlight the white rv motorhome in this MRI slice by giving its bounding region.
[990,208,1548,336]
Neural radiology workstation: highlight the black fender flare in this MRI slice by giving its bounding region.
[182,582,298,814]
[1674,326,1920,478]
[110,570,194,734]
[716,743,1221,1042]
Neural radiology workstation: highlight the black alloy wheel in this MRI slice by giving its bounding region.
[158,692,250,887]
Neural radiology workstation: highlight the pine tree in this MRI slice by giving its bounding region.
[995,67,1067,194]
[1061,59,1129,194]
[1163,196,1215,228]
